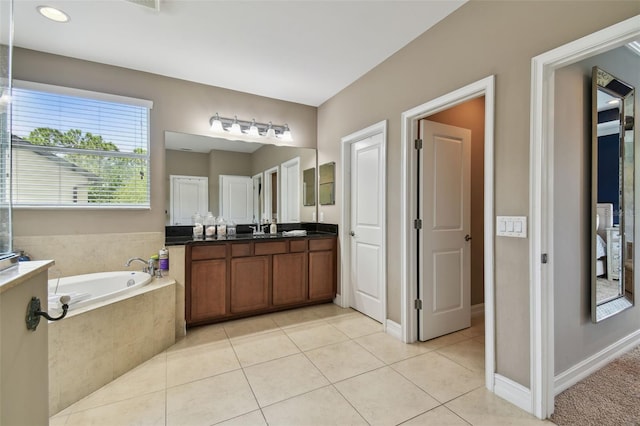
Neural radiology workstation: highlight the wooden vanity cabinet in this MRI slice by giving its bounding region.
[186,236,337,326]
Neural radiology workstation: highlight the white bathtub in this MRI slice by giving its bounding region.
[48,271,152,312]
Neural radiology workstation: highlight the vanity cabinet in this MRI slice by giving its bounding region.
[185,236,337,326]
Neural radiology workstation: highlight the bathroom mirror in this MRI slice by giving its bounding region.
[303,167,316,206]
[591,66,635,322]
[164,131,317,225]
[319,162,335,205]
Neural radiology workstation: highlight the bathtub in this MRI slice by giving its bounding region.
[48,270,152,312]
[48,272,176,416]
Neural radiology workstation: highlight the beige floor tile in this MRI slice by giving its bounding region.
[168,323,228,352]
[306,303,356,319]
[335,366,439,426]
[437,338,485,372]
[167,340,240,387]
[263,385,368,426]
[418,330,471,351]
[167,370,258,426]
[355,332,431,364]
[284,322,350,351]
[328,313,384,338]
[231,330,300,367]
[223,315,279,340]
[392,352,484,403]
[460,321,485,338]
[243,353,329,407]
[269,307,324,328]
[71,352,167,412]
[49,414,69,426]
[446,388,552,426]
[214,410,267,426]
[65,390,165,426]
[306,340,384,382]
[401,405,470,425]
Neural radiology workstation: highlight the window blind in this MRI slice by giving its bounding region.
[11,84,151,208]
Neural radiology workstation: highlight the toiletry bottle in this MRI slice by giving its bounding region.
[270,221,277,234]
[159,247,169,271]
[204,212,216,238]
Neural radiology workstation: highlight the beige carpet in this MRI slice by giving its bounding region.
[551,346,640,425]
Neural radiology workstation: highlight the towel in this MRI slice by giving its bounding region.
[282,230,307,237]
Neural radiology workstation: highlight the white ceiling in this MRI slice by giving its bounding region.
[12,0,466,106]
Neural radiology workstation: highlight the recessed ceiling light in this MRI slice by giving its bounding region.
[607,99,620,105]
[37,6,70,23]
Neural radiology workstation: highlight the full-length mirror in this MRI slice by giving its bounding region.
[592,66,635,322]
[165,131,317,225]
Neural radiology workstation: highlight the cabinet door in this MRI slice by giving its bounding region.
[231,256,269,313]
[273,252,307,305]
[189,259,227,323]
[308,250,336,301]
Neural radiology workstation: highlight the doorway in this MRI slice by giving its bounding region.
[339,120,387,324]
[400,75,496,392]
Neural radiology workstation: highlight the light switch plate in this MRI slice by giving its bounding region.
[496,216,527,238]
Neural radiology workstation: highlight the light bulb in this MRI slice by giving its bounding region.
[248,119,259,136]
[281,124,293,142]
[230,116,242,135]
[210,113,224,132]
[265,122,276,138]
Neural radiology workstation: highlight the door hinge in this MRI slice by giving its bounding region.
[415,138,423,150]
[414,219,422,230]
[541,253,548,264]
[414,299,423,310]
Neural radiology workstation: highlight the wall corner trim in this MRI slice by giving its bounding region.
[385,319,402,340]
[554,328,640,396]
[494,374,533,414]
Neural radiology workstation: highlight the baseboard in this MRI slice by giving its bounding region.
[554,328,640,395]
[471,303,485,318]
[385,319,402,340]
[494,374,532,414]
[333,294,344,307]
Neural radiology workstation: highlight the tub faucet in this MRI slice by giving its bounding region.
[126,257,161,278]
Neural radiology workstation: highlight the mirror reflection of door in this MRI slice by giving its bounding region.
[280,157,300,223]
[219,175,254,224]
[592,66,635,322]
[252,173,262,223]
[169,175,208,225]
[264,166,279,223]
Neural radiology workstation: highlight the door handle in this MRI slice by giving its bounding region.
[465,234,472,242]
[350,231,355,237]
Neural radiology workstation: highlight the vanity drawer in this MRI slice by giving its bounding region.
[255,241,288,255]
[289,239,308,252]
[231,243,252,257]
[191,245,226,260]
[309,238,335,251]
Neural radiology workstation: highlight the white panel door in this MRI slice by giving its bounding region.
[169,175,208,225]
[219,175,254,224]
[419,120,471,341]
[280,157,300,223]
[350,133,384,322]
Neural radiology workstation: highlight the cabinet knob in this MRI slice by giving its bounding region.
[350,231,355,237]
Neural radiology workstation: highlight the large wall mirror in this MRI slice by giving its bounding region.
[591,66,635,322]
[164,131,317,225]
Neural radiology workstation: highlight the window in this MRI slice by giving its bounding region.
[11,81,152,208]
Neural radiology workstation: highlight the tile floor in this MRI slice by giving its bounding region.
[49,304,551,426]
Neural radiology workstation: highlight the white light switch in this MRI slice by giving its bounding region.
[496,216,527,238]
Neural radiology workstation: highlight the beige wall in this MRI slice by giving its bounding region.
[12,48,317,237]
[554,46,640,374]
[427,97,485,306]
[317,1,639,387]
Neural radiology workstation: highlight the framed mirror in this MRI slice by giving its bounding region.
[591,66,635,322]
[319,162,335,205]
[303,167,316,206]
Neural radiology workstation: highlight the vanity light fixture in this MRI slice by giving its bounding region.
[209,114,293,141]
[37,5,70,22]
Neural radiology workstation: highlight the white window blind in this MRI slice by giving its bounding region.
[11,82,151,208]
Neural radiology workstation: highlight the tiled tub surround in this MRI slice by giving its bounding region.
[13,232,165,279]
[49,277,176,416]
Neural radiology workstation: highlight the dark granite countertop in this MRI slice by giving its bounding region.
[165,223,338,246]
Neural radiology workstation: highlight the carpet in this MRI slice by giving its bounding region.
[551,345,640,425]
